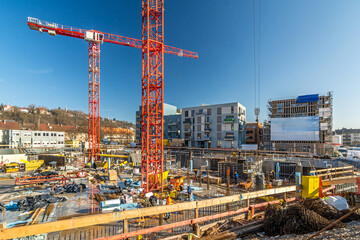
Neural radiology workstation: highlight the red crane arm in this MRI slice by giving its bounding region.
[27,17,198,59]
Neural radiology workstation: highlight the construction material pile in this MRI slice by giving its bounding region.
[303,198,360,222]
[17,194,67,211]
[264,204,340,236]
[52,183,86,194]
[36,171,59,177]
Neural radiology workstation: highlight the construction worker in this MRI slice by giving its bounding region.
[165,195,175,220]
[270,170,275,180]
[149,193,158,206]
[187,185,193,201]
[234,171,239,184]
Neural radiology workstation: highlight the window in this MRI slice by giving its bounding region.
[43,133,46,136]
[54,133,57,136]
[197,117,201,123]
[199,109,203,114]
[217,124,221,131]
[231,106,234,114]
[185,111,189,117]
[217,140,222,147]
[231,123,234,131]
[217,132,222,139]
[191,110,195,117]
[207,108,211,115]
[197,133,201,139]
[217,116,222,123]
[197,125,201,131]
[217,107,221,115]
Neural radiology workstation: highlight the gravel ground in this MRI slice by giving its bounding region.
[243,221,360,240]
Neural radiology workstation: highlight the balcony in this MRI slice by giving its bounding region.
[197,136,211,141]
[224,133,235,141]
[168,122,177,126]
[224,118,235,123]
[183,119,191,124]
[224,136,234,141]
[184,128,191,132]
[204,127,211,132]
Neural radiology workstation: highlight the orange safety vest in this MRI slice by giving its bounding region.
[166,197,174,205]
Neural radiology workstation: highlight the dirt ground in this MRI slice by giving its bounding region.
[244,221,360,240]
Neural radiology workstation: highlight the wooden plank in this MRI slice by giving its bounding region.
[0,186,296,239]
[315,170,354,177]
[310,166,353,174]
[322,177,358,186]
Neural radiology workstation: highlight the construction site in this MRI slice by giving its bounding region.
[1,1,360,240]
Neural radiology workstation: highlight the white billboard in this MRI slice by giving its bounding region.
[271,116,320,141]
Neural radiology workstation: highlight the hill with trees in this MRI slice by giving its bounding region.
[0,104,134,133]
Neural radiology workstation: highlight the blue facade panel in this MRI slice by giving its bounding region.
[296,94,319,103]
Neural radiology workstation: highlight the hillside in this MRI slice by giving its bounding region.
[0,104,134,133]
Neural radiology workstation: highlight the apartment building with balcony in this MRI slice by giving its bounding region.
[181,102,246,149]
[245,122,262,146]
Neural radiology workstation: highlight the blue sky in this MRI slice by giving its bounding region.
[0,0,359,129]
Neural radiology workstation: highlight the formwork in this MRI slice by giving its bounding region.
[218,161,246,179]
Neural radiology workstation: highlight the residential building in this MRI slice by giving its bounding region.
[20,107,29,113]
[135,103,180,144]
[245,122,262,146]
[1,129,65,148]
[164,114,182,140]
[268,92,333,154]
[334,129,360,146]
[181,102,246,148]
[38,107,51,115]
[3,105,14,112]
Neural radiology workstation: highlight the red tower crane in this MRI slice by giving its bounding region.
[27,15,197,175]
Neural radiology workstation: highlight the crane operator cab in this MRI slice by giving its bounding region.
[85,31,104,43]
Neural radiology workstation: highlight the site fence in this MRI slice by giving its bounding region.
[0,186,297,240]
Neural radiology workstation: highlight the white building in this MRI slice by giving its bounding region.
[1,130,65,148]
[3,105,13,112]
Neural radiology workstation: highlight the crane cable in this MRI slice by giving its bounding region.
[253,0,261,121]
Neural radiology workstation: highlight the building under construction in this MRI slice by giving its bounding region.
[268,92,333,155]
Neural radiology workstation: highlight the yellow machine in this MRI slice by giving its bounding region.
[149,171,169,186]
[3,160,44,173]
[302,175,320,198]
[169,176,186,191]
[3,163,20,173]
[21,160,44,171]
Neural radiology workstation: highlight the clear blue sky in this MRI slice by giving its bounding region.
[0,0,359,129]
